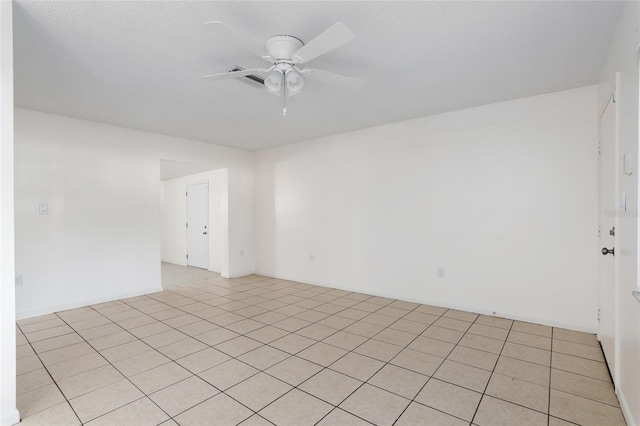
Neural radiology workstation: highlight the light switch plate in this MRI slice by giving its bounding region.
[623,152,633,176]
[39,204,48,215]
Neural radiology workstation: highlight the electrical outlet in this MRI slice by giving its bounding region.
[15,275,23,287]
[239,249,245,257]
[437,266,445,278]
[309,254,315,263]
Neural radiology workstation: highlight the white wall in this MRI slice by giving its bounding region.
[255,86,598,332]
[14,109,253,318]
[0,1,19,425]
[161,169,229,276]
[597,2,640,424]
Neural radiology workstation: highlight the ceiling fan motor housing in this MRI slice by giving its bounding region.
[264,35,304,61]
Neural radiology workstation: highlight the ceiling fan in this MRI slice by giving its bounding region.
[202,21,364,115]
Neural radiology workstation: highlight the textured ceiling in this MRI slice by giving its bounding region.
[14,1,623,151]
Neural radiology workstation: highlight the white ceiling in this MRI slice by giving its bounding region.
[14,1,623,151]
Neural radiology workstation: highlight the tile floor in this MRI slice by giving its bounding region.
[15,264,626,425]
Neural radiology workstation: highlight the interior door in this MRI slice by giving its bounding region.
[598,92,616,376]
[187,183,209,269]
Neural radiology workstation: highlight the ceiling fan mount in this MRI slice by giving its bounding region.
[202,21,364,115]
[264,35,304,61]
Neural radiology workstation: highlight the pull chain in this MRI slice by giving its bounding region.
[282,72,287,116]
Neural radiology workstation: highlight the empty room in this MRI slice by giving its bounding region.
[1,1,640,425]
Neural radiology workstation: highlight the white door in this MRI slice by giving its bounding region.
[187,183,209,269]
[598,92,616,376]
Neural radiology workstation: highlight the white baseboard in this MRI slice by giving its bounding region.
[1,408,20,426]
[617,387,636,426]
[254,270,597,334]
[16,286,163,320]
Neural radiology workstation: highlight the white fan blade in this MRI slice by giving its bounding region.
[304,68,364,89]
[292,22,355,64]
[205,21,273,61]
[202,68,268,81]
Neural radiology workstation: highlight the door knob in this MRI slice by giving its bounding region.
[203,232,208,235]
[602,247,615,256]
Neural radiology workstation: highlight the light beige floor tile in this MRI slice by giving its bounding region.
[226,372,292,411]
[163,314,201,328]
[48,352,109,381]
[343,321,385,338]
[20,317,67,334]
[85,397,169,426]
[25,325,74,342]
[100,340,152,363]
[458,333,504,354]
[551,352,611,382]
[443,309,478,322]
[494,356,550,386]
[296,323,337,340]
[353,339,402,362]
[317,408,372,426]
[335,308,370,321]
[260,389,332,426]
[553,339,605,362]
[176,319,219,336]
[238,414,273,426]
[39,342,96,366]
[551,368,618,407]
[18,313,60,327]
[376,306,410,318]
[468,323,509,340]
[512,321,552,337]
[227,318,265,334]
[433,359,491,392]
[408,336,456,358]
[508,330,552,350]
[415,378,481,421]
[486,373,549,413]
[215,336,263,357]
[69,379,144,423]
[245,325,289,344]
[299,368,362,405]
[396,401,468,426]
[317,315,355,330]
[265,356,323,386]
[389,318,429,335]
[549,416,578,426]
[31,333,83,354]
[118,315,158,330]
[129,362,192,394]
[17,356,43,376]
[89,330,137,350]
[113,349,170,377]
[447,345,498,371]
[329,352,385,381]
[175,393,253,426]
[196,327,239,346]
[18,402,80,426]
[77,323,122,340]
[57,364,124,399]
[339,383,410,426]
[474,395,547,426]
[157,337,208,360]
[298,342,348,366]
[373,328,416,346]
[150,308,184,321]
[128,322,171,339]
[369,364,428,399]
[433,317,472,332]
[17,368,53,395]
[17,383,66,418]
[421,325,464,344]
[236,345,289,370]
[199,358,259,390]
[361,313,397,327]
[549,389,625,426]
[142,329,189,348]
[17,344,36,360]
[252,311,288,325]
[270,333,316,354]
[322,331,368,351]
[149,376,218,417]
[553,328,599,347]
[390,348,444,376]
[273,317,312,332]
[405,310,441,323]
[475,315,513,330]
[501,341,551,366]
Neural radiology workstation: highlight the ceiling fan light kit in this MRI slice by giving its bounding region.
[203,21,364,116]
